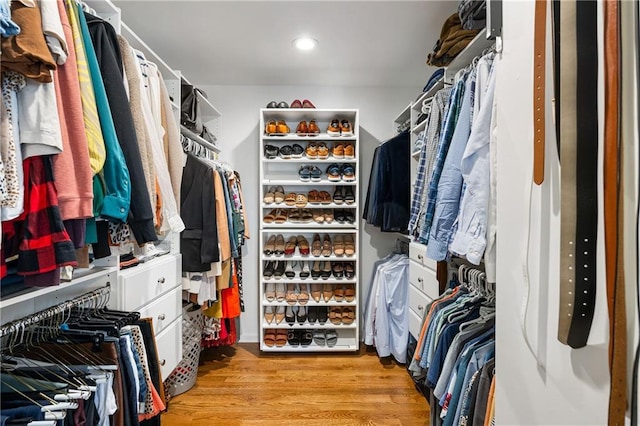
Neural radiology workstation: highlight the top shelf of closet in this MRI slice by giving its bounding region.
[412,78,445,111]
[444,31,495,84]
[261,109,358,122]
[393,103,411,125]
[120,23,179,83]
[181,76,221,122]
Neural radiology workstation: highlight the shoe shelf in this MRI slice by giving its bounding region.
[261,321,358,329]
[411,118,428,135]
[262,203,357,209]
[260,107,359,353]
[263,158,356,164]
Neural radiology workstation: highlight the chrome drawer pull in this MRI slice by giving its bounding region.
[157,277,166,284]
[418,305,424,311]
[158,314,166,321]
[160,359,166,366]
[417,254,423,260]
[417,278,423,283]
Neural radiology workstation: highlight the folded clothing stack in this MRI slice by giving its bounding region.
[426,13,481,67]
[458,0,487,31]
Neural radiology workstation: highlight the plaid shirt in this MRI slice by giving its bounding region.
[1,156,77,280]
[419,78,466,244]
[410,89,453,239]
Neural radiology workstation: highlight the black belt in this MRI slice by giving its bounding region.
[557,0,598,349]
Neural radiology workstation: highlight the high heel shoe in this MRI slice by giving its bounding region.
[274,234,285,255]
[322,234,332,257]
[286,283,298,305]
[344,283,355,302]
[264,306,275,324]
[275,306,285,324]
[275,282,286,302]
[264,282,275,301]
[298,283,310,305]
[321,261,332,280]
[311,261,322,279]
[300,261,310,279]
[285,261,297,279]
[297,306,308,325]
[273,261,286,279]
[263,235,276,254]
[311,283,322,302]
[322,283,334,302]
[285,306,296,325]
[334,284,345,302]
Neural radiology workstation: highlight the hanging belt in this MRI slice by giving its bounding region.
[533,0,547,185]
[557,0,598,348]
[603,0,627,423]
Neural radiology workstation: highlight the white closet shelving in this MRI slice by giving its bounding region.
[259,108,360,352]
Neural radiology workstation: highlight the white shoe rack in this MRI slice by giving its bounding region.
[259,108,360,352]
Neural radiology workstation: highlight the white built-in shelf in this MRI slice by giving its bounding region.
[180,125,221,153]
[261,277,357,284]
[262,203,356,209]
[393,103,412,125]
[261,321,357,330]
[413,78,445,111]
[261,341,358,353]
[262,221,356,229]
[412,119,428,135]
[412,151,421,160]
[263,134,357,141]
[121,23,179,82]
[263,158,356,164]
[263,255,357,262]
[445,31,495,83]
[181,76,221,121]
[262,300,358,307]
[262,178,357,186]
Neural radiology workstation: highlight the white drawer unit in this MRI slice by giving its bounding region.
[409,283,431,319]
[408,308,423,341]
[137,285,182,335]
[116,254,181,311]
[409,261,440,300]
[409,242,437,272]
[155,317,182,380]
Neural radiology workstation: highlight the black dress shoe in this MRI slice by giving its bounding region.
[273,261,286,278]
[263,261,275,278]
[266,101,278,108]
[307,306,317,324]
[317,307,328,325]
[288,329,300,346]
[297,306,307,325]
[311,261,321,279]
[277,101,289,108]
[285,306,296,326]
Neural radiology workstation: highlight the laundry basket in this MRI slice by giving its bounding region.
[164,303,204,397]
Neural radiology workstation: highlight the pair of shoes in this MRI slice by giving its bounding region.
[329,307,355,325]
[285,283,310,304]
[273,144,304,159]
[264,260,286,279]
[287,208,313,223]
[263,186,285,204]
[310,261,332,279]
[310,234,333,257]
[326,164,355,182]
[285,305,309,325]
[332,235,356,256]
[298,165,323,182]
[295,120,320,136]
[305,142,329,159]
[331,143,355,159]
[283,193,308,208]
[264,329,289,347]
[265,120,290,135]
[327,119,354,136]
[266,101,290,108]
[264,144,278,158]
[333,187,354,204]
[278,235,310,256]
[265,260,311,279]
[305,306,329,324]
[287,329,313,346]
[334,209,355,224]
[263,234,285,255]
[333,283,356,302]
[311,209,334,224]
[264,208,288,223]
[307,190,332,204]
[264,305,286,324]
[290,99,316,108]
[312,329,336,346]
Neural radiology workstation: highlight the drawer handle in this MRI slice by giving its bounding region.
[418,278,424,283]
[158,314,166,321]
[418,305,424,311]
[417,254,423,260]
[160,359,166,366]
[157,277,166,284]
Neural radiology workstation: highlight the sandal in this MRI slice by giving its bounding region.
[311,261,322,279]
[285,261,296,278]
[285,192,297,206]
[317,142,329,159]
[298,283,310,305]
[313,210,325,223]
[322,234,332,257]
[295,193,308,208]
[323,209,334,224]
[341,307,355,324]
[263,186,276,204]
[275,209,288,224]
[308,189,320,204]
[275,329,288,347]
[329,306,342,324]
[284,236,298,255]
[299,165,311,182]
[297,235,310,255]
[274,234,285,255]
[344,235,355,256]
[332,262,344,278]
[311,283,322,302]
[265,282,276,301]
[333,235,345,256]
[344,187,355,205]
[321,261,332,279]
[319,191,332,205]
[263,209,278,224]
[344,283,355,302]
[264,329,276,347]
[326,330,338,347]
[341,164,355,182]
[344,262,355,279]
[344,143,355,158]
[300,261,310,278]
[274,186,285,204]
[300,330,313,346]
[288,330,300,346]
[263,235,277,254]
[334,284,345,302]
[313,330,326,346]
[333,187,344,205]
[306,142,318,159]
[300,209,313,223]
[286,283,298,305]
[318,307,329,325]
[288,209,302,223]
[326,163,341,182]
[311,234,322,257]
[275,282,286,301]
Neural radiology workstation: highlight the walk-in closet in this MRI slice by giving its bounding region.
[1,0,639,425]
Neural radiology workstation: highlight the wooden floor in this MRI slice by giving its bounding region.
[162,343,430,426]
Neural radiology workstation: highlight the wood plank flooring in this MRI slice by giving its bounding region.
[162,343,430,425]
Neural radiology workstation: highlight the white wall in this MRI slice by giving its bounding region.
[201,84,417,343]
[496,2,612,424]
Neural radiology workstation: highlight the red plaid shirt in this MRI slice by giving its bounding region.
[1,156,77,281]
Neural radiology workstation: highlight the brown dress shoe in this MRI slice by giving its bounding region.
[307,120,320,135]
[296,120,308,135]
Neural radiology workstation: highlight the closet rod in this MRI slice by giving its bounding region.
[0,285,111,340]
[181,125,221,153]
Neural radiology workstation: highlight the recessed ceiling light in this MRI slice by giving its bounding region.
[293,37,318,51]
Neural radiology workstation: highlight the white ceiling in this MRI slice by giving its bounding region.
[113,0,455,88]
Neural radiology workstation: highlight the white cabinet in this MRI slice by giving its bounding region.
[408,242,437,337]
[259,108,360,352]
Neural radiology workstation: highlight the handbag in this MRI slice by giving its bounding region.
[200,125,217,145]
[180,82,204,133]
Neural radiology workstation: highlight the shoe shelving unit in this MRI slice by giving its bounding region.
[259,108,360,352]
